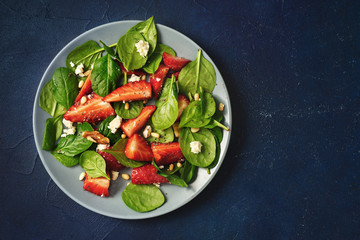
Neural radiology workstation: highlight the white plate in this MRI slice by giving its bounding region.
[33,21,232,219]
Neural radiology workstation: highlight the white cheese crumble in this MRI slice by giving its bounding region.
[190,141,202,154]
[61,126,76,138]
[70,61,75,67]
[135,40,149,57]
[155,77,161,82]
[62,118,73,129]
[96,144,109,152]
[128,74,141,83]
[108,115,122,134]
[75,63,84,76]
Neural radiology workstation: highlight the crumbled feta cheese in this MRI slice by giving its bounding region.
[155,77,161,82]
[111,171,119,181]
[75,63,84,75]
[70,61,75,67]
[190,141,202,154]
[128,74,141,83]
[108,115,122,134]
[61,126,76,137]
[96,144,109,152]
[135,40,149,57]
[62,118,73,129]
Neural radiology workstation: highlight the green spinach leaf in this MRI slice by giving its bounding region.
[97,116,122,144]
[51,67,78,109]
[99,40,120,61]
[209,127,223,143]
[79,150,110,180]
[152,159,187,187]
[121,183,165,212]
[39,81,67,117]
[102,139,146,168]
[128,16,157,57]
[206,132,221,170]
[42,115,63,151]
[146,122,174,143]
[51,152,79,167]
[178,49,216,96]
[152,76,178,130]
[114,101,143,119]
[91,54,122,97]
[143,43,175,74]
[180,160,198,184]
[179,128,216,167]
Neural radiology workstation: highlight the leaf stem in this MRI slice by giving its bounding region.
[213,120,230,131]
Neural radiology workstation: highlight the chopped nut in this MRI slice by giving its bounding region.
[84,70,91,77]
[124,102,130,110]
[121,173,130,180]
[168,164,174,171]
[159,165,164,169]
[80,96,87,105]
[121,134,127,139]
[172,122,180,137]
[78,80,85,88]
[141,75,146,80]
[79,172,86,181]
[176,162,182,168]
[143,125,152,138]
[82,131,110,144]
[194,93,200,101]
[219,103,225,111]
[151,132,160,138]
[111,171,119,181]
[191,127,200,133]
[143,100,148,104]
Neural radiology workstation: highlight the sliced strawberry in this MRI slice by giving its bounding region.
[177,94,190,120]
[131,164,169,185]
[75,70,93,102]
[97,146,125,171]
[150,64,170,99]
[102,81,152,103]
[64,93,115,123]
[125,133,153,161]
[151,142,184,165]
[162,52,191,71]
[83,173,110,197]
[117,61,146,77]
[121,105,156,137]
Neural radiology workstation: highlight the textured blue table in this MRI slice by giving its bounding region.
[1,0,359,239]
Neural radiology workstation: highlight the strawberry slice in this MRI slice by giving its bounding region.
[150,64,170,99]
[121,105,156,137]
[117,61,146,77]
[97,146,125,171]
[151,142,184,166]
[131,164,169,185]
[162,52,191,71]
[177,94,190,120]
[64,93,115,123]
[83,173,110,197]
[75,70,93,102]
[102,81,152,103]
[125,133,153,161]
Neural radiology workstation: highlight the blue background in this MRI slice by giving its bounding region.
[1,0,359,239]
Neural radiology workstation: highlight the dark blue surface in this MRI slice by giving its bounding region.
[1,0,359,239]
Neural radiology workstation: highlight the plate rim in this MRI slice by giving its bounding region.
[33,20,232,219]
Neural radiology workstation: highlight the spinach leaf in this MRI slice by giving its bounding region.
[99,40,120,61]
[97,116,122,144]
[91,54,122,97]
[146,122,174,143]
[180,160,198,184]
[152,159,187,187]
[178,49,216,96]
[79,150,110,180]
[51,152,79,167]
[102,139,146,168]
[55,122,93,156]
[129,16,157,57]
[179,128,216,167]
[152,76,178,130]
[117,30,148,71]
[206,132,221,170]
[121,183,165,212]
[42,115,63,151]
[114,101,143,119]
[39,81,67,117]
[143,44,175,74]
[209,127,223,143]
[66,40,103,73]
[205,108,223,129]
[51,67,78,109]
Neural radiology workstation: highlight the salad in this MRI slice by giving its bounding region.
[39,17,230,212]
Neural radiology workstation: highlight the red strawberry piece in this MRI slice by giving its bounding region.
[117,61,146,77]
[121,105,156,137]
[125,133,153,161]
[97,146,125,171]
[74,70,93,102]
[102,81,152,103]
[131,164,169,185]
[64,93,115,123]
[83,173,110,197]
[150,64,170,99]
[151,142,184,165]
[177,94,190,120]
[162,52,191,71]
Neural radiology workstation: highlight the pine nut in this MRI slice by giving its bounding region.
[151,132,160,138]
[177,162,182,168]
[84,70,91,76]
[219,103,225,111]
[143,125,152,138]
[168,164,174,171]
[111,171,119,181]
[141,75,146,80]
[124,102,129,110]
[194,93,200,101]
[121,173,130,180]
[78,80,85,88]
[80,96,87,104]
[121,134,127,139]
[191,127,200,133]
[173,122,180,137]
[143,100,148,104]
[79,172,86,181]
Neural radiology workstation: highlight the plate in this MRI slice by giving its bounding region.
[33,21,232,219]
